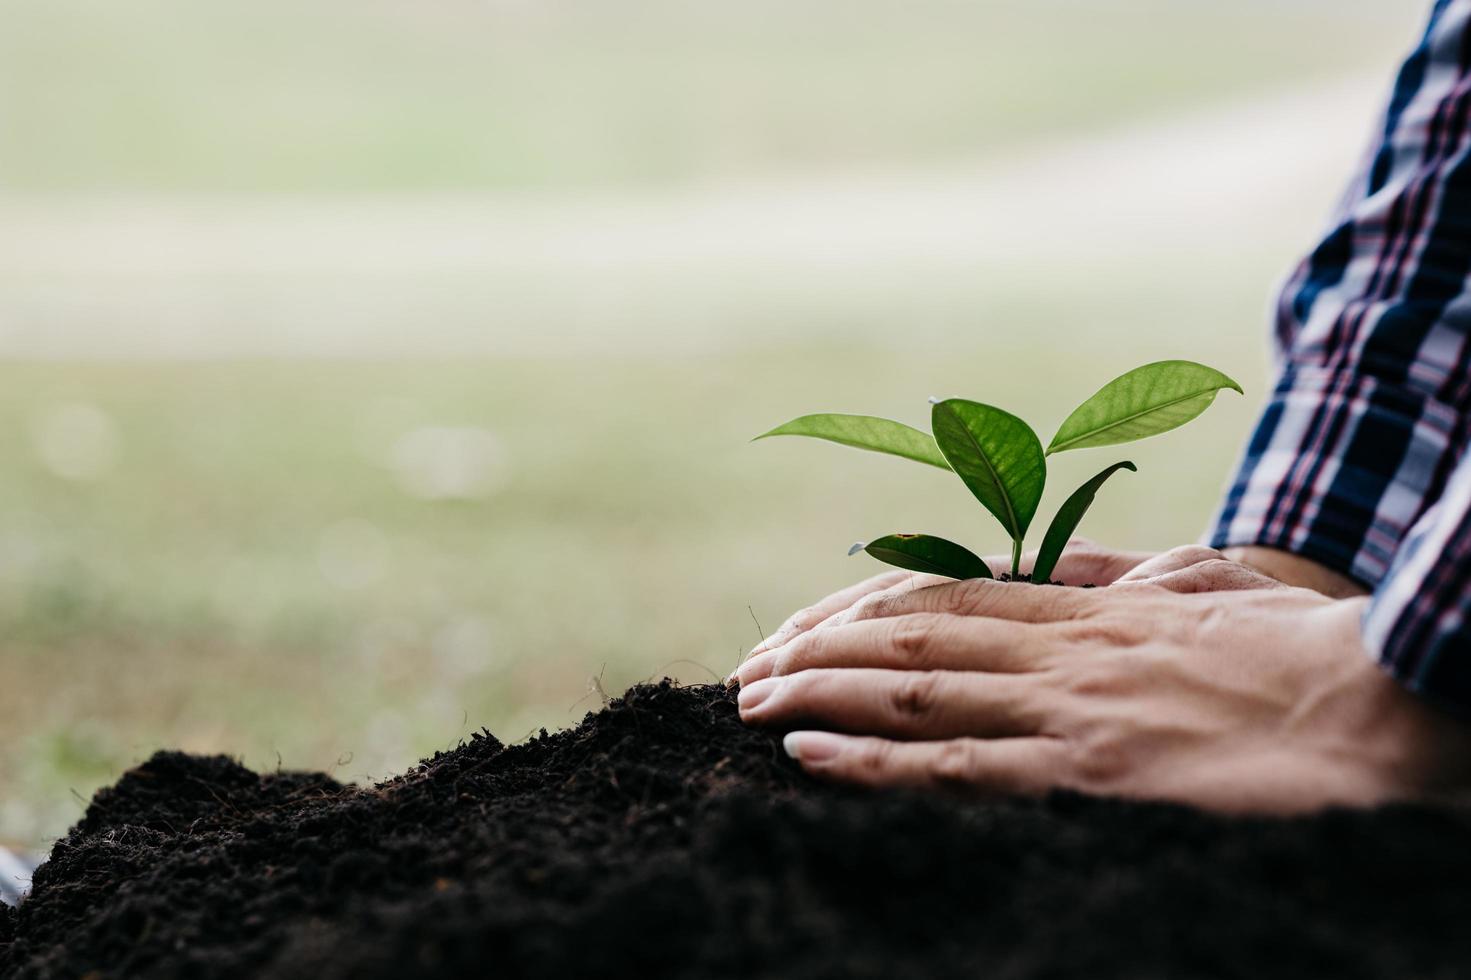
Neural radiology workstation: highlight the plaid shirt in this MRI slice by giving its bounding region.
[1209,0,1471,713]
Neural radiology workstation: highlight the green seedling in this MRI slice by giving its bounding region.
[757,360,1241,582]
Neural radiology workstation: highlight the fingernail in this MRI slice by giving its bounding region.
[737,677,782,713]
[783,731,844,763]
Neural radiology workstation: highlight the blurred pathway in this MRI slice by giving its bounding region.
[0,73,1386,358]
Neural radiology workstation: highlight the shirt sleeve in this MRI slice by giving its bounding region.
[1208,0,1471,590]
[1363,448,1471,712]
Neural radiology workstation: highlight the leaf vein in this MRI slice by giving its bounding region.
[1050,389,1214,453]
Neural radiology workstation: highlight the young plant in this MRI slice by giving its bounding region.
[756,360,1241,582]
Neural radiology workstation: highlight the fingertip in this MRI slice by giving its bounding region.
[737,676,783,716]
[735,651,776,687]
[782,730,846,765]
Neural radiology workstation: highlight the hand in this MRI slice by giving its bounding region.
[1220,545,1369,599]
[736,559,1471,813]
[1108,542,1368,598]
[741,538,1157,666]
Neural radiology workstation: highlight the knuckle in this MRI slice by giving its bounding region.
[778,668,821,704]
[929,740,978,788]
[890,670,944,720]
[797,624,862,674]
[1068,731,1132,785]
[1193,557,1237,578]
[769,631,806,674]
[794,625,830,663]
[888,616,940,667]
[941,578,990,614]
[769,633,811,676]
[856,738,895,773]
[1165,544,1222,566]
[792,605,825,629]
[1195,558,1279,592]
[849,591,894,622]
[1151,558,1246,594]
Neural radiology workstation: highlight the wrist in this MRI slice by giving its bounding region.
[1308,598,1471,797]
[1221,546,1368,599]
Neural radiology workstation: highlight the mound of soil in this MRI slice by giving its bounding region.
[6,681,1471,979]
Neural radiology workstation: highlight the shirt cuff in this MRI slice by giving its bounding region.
[1206,364,1459,589]
[1361,453,1471,715]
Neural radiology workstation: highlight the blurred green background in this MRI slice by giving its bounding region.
[0,0,1420,849]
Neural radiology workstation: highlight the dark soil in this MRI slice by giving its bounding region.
[6,681,1471,979]
[998,574,1092,587]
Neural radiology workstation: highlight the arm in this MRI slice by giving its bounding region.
[1209,0,1471,592]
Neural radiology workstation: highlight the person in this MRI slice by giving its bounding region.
[733,1,1471,814]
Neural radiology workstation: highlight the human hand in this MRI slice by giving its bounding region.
[737,546,1282,689]
[1220,545,1369,599]
[736,560,1471,813]
[742,538,1157,666]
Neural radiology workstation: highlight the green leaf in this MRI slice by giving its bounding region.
[930,399,1046,542]
[1030,461,1137,582]
[1046,360,1243,455]
[851,533,994,580]
[754,414,950,470]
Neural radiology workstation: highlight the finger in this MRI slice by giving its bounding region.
[833,577,1100,627]
[984,537,1154,587]
[735,613,1056,686]
[804,577,955,635]
[746,571,935,660]
[1046,539,1156,586]
[782,732,1065,796]
[1117,558,1287,594]
[1112,545,1225,583]
[738,668,1048,740]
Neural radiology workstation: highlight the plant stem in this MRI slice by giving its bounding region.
[1011,539,1022,580]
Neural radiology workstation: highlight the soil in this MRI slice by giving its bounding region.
[5,681,1471,979]
[998,574,1092,587]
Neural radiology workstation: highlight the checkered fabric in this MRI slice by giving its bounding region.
[1210,0,1471,711]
